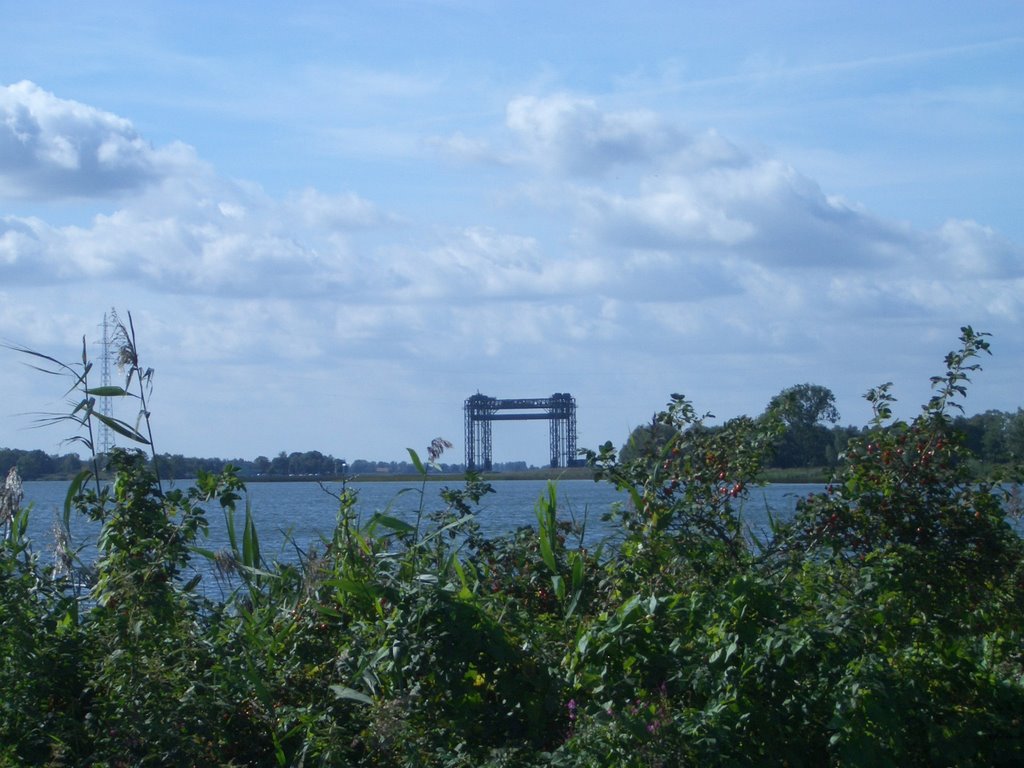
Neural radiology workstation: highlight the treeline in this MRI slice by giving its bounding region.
[768,409,1024,469]
[158,451,472,479]
[0,448,532,481]
[0,448,85,480]
[623,382,1024,471]
[8,392,1023,482]
[766,408,1024,469]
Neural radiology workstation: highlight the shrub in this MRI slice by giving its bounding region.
[2,319,1023,765]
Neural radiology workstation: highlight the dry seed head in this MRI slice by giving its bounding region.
[428,437,454,463]
[1,467,24,525]
[51,520,73,576]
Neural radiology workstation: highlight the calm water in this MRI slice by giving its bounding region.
[18,478,822,567]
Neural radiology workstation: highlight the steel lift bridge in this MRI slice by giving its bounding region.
[464,393,580,471]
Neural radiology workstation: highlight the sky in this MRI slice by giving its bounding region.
[1,2,1022,466]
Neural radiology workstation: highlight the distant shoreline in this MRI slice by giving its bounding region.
[23,466,834,484]
[246,466,833,484]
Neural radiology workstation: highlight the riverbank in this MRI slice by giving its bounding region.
[24,465,839,485]
[248,465,834,484]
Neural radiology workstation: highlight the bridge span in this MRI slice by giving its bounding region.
[464,393,582,470]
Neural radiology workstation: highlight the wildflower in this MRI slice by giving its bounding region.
[566,699,577,722]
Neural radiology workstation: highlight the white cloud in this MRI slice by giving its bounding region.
[931,219,1024,279]
[2,83,1022,461]
[285,187,383,230]
[0,96,381,299]
[506,93,688,176]
[427,131,506,166]
[0,81,193,199]
[497,95,931,275]
[379,227,610,303]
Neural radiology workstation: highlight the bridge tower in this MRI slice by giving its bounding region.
[464,393,580,470]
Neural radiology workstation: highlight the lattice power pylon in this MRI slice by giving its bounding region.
[97,310,116,456]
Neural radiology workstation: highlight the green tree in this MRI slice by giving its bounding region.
[15,449,54,480]
[619,417,679,463]
[954,409,1011,463]
[765,383,840,467]
[269,451,289,475]
[1007,408,1024,460]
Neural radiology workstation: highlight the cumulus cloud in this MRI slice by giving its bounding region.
[930,219,1024,279]
[500,96,922,274]
[0,198,353,297]
[378,227,610,303]
[0,81,194,199]
[2,85,1022,461]
[0,83,382,299]
[285,187,384,230]
[506,94,688,176]
[3,86,1020,331]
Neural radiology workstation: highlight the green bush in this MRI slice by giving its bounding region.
[1,322,1022,765]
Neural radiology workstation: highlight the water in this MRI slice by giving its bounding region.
[17,478,822,567]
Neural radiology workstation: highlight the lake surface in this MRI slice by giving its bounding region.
[18,478,823,568]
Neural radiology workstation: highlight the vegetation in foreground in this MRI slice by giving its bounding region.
[2,321,1023,766]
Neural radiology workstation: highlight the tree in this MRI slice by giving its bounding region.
[765,384,840,468]
[15,449,54,480]
[1007,409,1024,461]
[619,417,679,463]
[269,451,290,476]
[769,383,840,429]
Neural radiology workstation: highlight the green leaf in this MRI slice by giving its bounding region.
[453,558,474,600]
[224,507,239,554]
[367,512,415,535]
[243,661,273,709]
[610,595,641,631]
[724,640,738,662]
[326,578,390,602]
[63,468,92,526]
[330,685,372,705]
[190,546,218,561]
[565,589,582,618]
[538,529,557,575]
[416,513,475,549]
[570,550,585,591]
[407,447,426,476]
[85,386,130,397]
[535,482,559,574]
[576,631,590,656]
[552,574,565,601]
[181,573,202,592]
[242,507,260,569]
[94,412,150,445]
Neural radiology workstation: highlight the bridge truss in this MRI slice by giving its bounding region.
[464,393,580,470]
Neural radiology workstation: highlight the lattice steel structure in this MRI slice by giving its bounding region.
[97,310,116,456]
[464,393,579,470]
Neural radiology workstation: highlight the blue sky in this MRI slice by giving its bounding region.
[2,2,1022,465]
